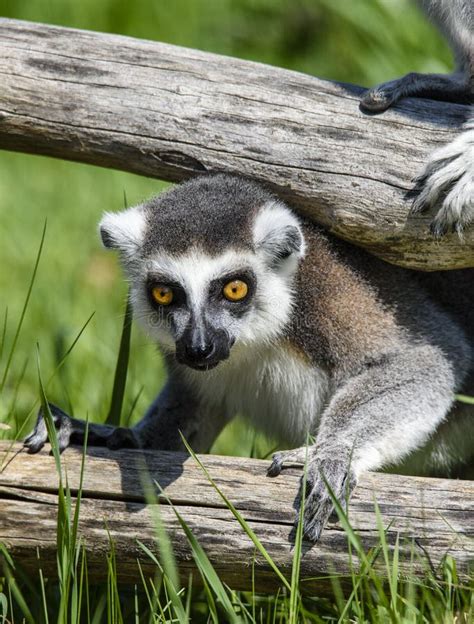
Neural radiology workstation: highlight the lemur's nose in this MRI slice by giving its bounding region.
[185,342,215,362]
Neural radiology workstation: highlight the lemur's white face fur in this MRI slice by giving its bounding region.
[99,175,306,370]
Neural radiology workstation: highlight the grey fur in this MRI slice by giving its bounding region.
[361,0,473,235]
[25,174,473,543]
[142,175,267,256]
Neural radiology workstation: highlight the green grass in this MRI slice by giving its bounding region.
[0,0,472,620]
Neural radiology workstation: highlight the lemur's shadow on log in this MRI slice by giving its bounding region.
[81,446,187,515]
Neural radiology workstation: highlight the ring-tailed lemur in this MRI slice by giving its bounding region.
[25,174,473,542]
[361,0,473,236]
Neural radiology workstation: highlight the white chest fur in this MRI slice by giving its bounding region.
[185,344,330,446]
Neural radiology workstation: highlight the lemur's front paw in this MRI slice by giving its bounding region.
[410,128,474,236]
[300,457,356,543]
[268,450,357,543]
[24,403,84,454]
[24,404,141,454]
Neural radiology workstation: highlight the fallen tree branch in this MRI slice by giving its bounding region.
[0,19,472,270]
[0,442,472,593]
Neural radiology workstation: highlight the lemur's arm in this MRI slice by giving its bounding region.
[268,344,459,542]
[361,0,473,236]
[24,372,228,455]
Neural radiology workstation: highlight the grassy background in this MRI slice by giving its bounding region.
[2,2,473,622]
[0,0,453,453]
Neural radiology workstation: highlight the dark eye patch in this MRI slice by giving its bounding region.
[208,268,256,310]
[146,274,187,308]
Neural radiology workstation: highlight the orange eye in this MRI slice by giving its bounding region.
[223,280,248,302]
[151,285,173,306]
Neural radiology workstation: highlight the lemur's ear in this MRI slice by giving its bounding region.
[99,206,145,254]
[253,201,306,265]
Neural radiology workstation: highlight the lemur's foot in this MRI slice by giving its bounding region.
[24,403,140,453]
[299,457,356,543]
[268,449,357,542]
[410,124,474,236]
[360,72,469,112]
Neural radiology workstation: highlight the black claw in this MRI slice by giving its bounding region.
[26,440,44,454]
[266,461,281,477]
[23,433,35,446]
[430,220,448,238]
[303,521,323,543]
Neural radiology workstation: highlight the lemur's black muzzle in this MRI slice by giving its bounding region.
[175,322,233,370]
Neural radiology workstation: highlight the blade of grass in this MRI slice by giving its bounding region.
[125,384,144,427]
[106,294,132,426]
[185,574,193,621]
[137,541,188,624]
[37,345,90,624]
[0,306,7,364]
[154,480,242,624]
[1,221,46,394]
[374,500,399,618]
[318,472,390,618]
[38,556,50,624]
[138,464,180,590]
[289,442,309,624]
[105,526,124,624]
[0,544,35,624]
[9,311,95,446]
[0,591,7,621]
[135,466,188,624]
[201,577,219,624]
[180,433,291,592]
[48,312,95,385]
[456,394,474,405]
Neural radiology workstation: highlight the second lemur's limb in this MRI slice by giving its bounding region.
[361,0,472,111]
[269,344,464,542]
[360,0,473,235]
[24,367,229,454]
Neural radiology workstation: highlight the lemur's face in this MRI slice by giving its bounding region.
[99,175,305,371]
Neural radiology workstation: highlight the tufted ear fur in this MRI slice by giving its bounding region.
[253,200,306,266]
[99,205,146,255]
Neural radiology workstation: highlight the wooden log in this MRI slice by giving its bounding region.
[0,18,472,271]
[0,442,473,593]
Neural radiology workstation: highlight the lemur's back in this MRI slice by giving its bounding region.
[297,221,473,393]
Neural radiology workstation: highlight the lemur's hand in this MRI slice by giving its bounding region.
[360,73,473,236]
[268,448,357,543]
[24,403,140,453]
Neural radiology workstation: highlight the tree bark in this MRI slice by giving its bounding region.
[0,442,473,593]
[0,19,472,270]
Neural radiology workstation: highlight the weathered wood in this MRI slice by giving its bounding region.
[0,442,472,593]
[0,19,472,270]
